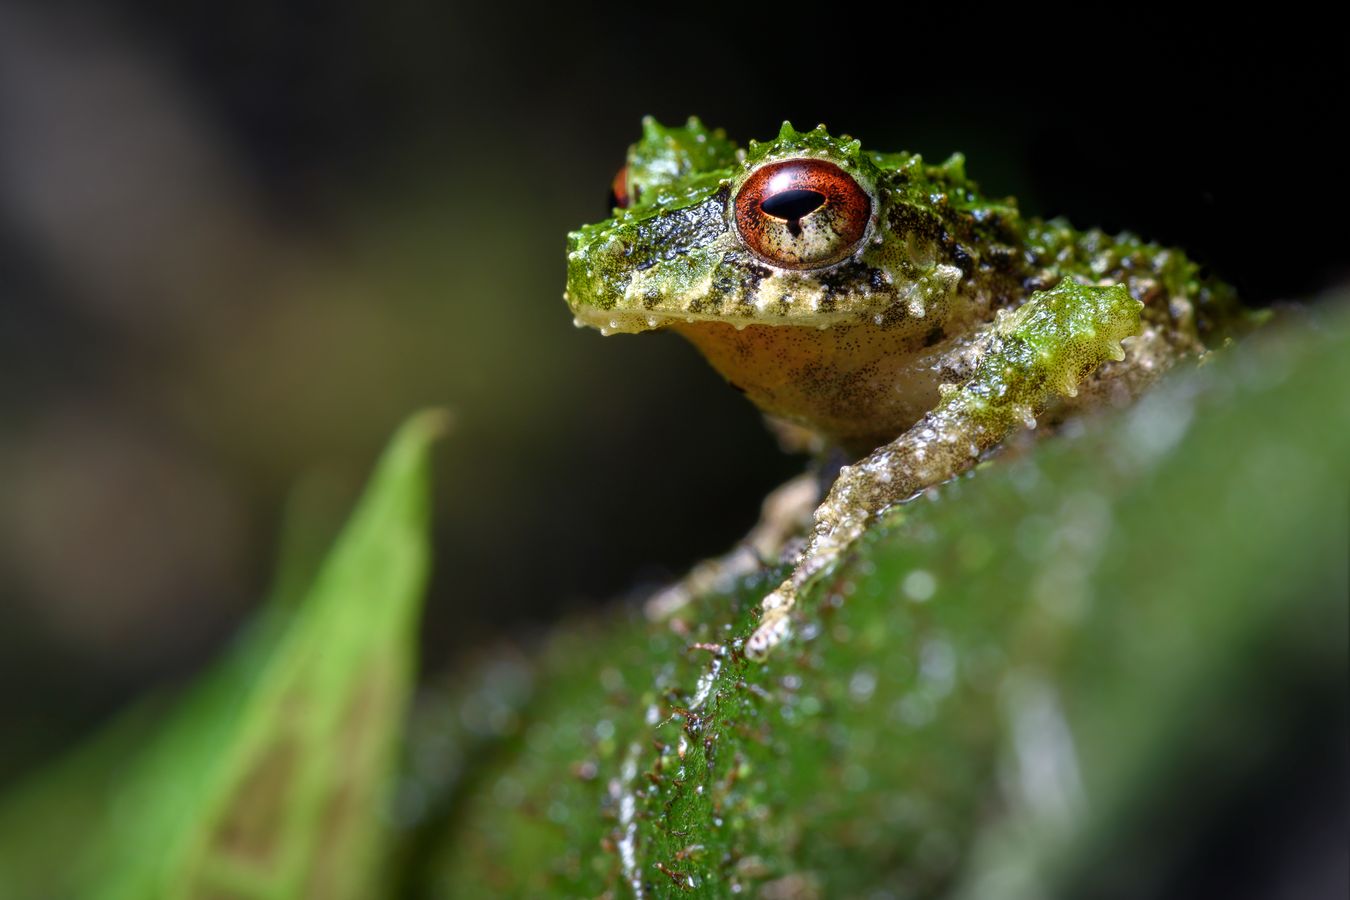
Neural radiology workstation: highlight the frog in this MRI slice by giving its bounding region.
[565,117,1246,659]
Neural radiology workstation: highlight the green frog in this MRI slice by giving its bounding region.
[565,117,1243,658]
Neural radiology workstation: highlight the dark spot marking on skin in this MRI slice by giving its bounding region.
[923,324,946,348]
[887,202,942,243]
[1023,272,1060,293]
[952,243,975,274]
[876,303,912,328]
[631,190,730,272]
[815,260,868,292]
[987,244,1018,273]
[815,260,886,311]
[739,260,774,294]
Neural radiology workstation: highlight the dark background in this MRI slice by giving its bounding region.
[0,0,1343,802]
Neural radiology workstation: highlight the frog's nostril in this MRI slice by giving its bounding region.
[760,189,826,223]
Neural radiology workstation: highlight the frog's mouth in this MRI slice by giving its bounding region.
[565,256,967,337]
[566,297,875,336]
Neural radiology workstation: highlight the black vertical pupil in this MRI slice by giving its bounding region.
[761,189,826,221]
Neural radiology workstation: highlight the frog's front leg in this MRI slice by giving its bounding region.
[745,281,1145,659]
[645,472,821,621]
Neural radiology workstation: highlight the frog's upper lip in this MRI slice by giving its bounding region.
[567,302,872,336]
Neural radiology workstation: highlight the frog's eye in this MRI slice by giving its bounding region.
[734,159,871,269]
[609,166,637,210]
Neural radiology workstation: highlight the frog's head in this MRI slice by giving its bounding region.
[565,118,994,336]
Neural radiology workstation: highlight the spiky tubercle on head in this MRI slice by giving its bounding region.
[623,116,739,208]
[743,122,874,179]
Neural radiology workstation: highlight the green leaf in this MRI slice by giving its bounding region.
[0,410,444,900]
[415,306,1349,897]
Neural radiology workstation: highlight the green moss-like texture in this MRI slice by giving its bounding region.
[410,306,1348,898]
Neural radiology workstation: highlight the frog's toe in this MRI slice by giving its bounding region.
[745,585,796,660]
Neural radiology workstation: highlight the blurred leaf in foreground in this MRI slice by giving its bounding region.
[0,410,444,899]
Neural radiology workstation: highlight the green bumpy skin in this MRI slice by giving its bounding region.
[622,115,739,203]
[566,117,1235,336]
[566,118,1243,454]
[566,118,1246,660]
[972,281,1142,415]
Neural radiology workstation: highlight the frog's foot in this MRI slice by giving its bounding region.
[745,281,1144,660]
[645,473,820,621]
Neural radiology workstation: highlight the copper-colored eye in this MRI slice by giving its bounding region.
[609,165,637,210]
[734,159,871,269]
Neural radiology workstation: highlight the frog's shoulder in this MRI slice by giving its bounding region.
[1024,219,1243,339]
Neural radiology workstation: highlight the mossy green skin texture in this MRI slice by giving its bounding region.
[565,119,1244,461]
[566,117,1235,341]
[568,119,1244,662]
